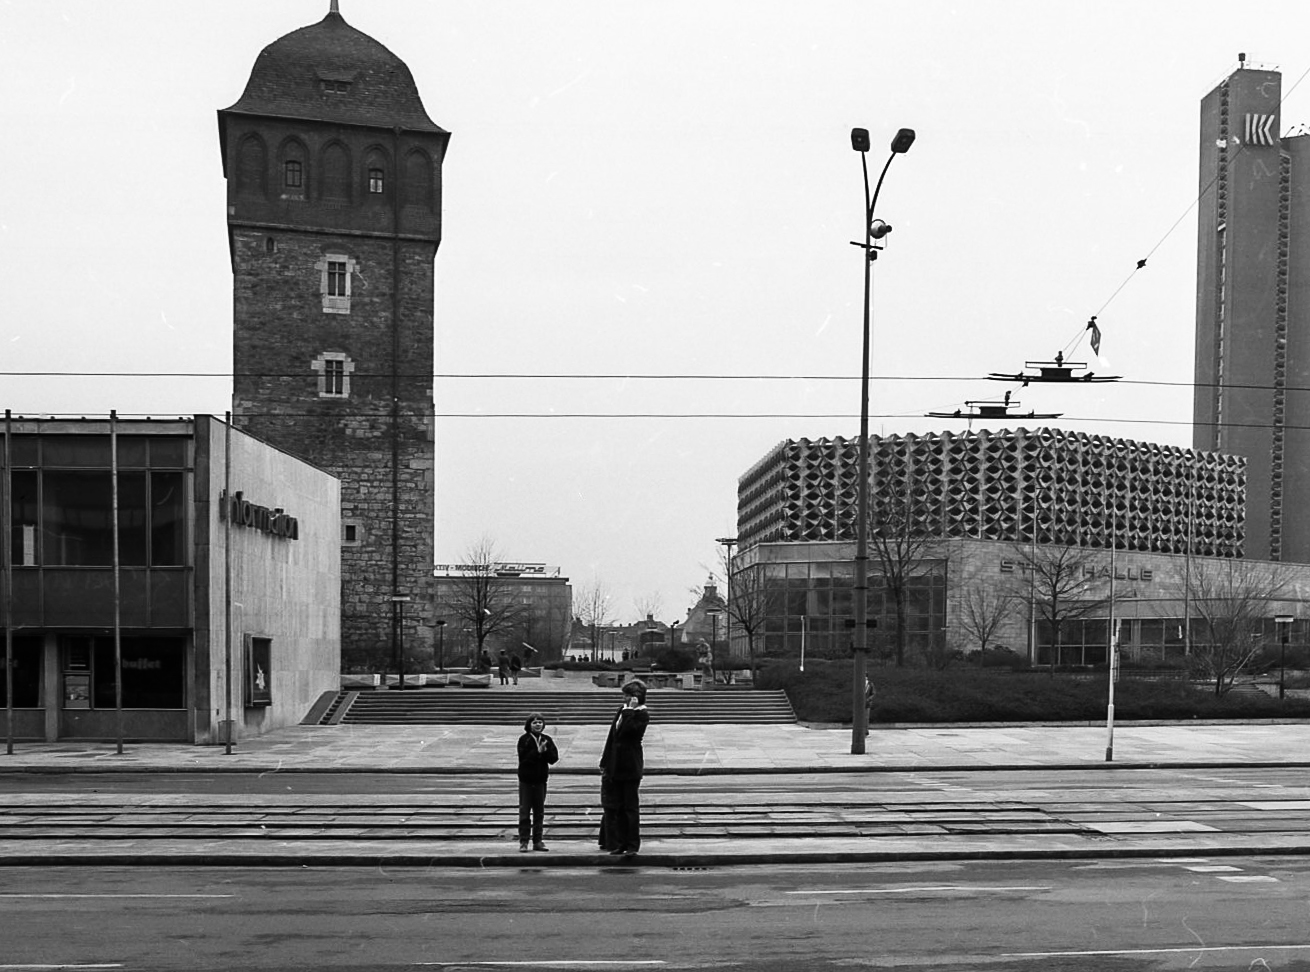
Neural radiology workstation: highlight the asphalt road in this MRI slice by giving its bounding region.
[6,858,1310,971]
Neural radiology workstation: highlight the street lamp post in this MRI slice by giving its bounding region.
[435,619,447,672]
[849,125,915,756]
[1275,614,1294,701]
[390,595,411,689]
[708,609,720,686]
[717,536,738,674]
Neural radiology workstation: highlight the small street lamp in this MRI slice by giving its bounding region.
[435,618,447,672]
[390,595,412,689]
[1275,614,1294,700]
[849,124,915,755]
[717,536,738,666]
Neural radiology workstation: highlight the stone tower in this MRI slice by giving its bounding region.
[218,5,448,669]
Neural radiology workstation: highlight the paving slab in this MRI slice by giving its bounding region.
[3,721,1310,774]
[3,720,1310,868]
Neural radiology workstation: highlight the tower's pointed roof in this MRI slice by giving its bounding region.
[223,7,445,133]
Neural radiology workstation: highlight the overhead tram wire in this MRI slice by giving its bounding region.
[8,407,1305,435]
[1058,59,1310,359]
[6,369,1309,397]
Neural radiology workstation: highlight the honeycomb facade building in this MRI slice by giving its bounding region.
[728,429,1310,667]
[738,428,1247,556]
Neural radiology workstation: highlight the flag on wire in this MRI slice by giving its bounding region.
[1087,316,1102,356]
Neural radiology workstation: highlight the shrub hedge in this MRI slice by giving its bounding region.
[755,659,1310,724]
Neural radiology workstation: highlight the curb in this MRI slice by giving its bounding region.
[7,842,1310,868]
[4,760,1310,776]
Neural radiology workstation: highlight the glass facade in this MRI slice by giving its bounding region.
[59,635,186,710]
[1034,615,1310,666]
[0,635,42,708]
[6,435,188,568]
[755,560,947,660]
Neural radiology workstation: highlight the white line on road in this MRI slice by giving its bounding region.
[0,894,234,899]
[1006,945,1310,958]
[0,965,124,970]
[785,886,1052,895]
[418,964,667,968]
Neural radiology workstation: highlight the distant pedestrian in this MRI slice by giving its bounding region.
[497,650,510,685]
[510,652,523,685]
[480,649,492,673]
[599,679,649,858]
[864,676,875,737]
[516,712,559,852]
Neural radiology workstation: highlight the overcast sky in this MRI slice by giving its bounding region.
[5,1,1310,625]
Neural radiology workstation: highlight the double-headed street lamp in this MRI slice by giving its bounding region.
[435,618,447,672]
[850,125,915,756]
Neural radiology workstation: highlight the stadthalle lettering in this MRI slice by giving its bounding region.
[998,559,1152,582]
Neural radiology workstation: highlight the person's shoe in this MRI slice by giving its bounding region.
[519,842,529,853]
[622,848,638,858]
[607,848,625,855]
[533,842,549,852]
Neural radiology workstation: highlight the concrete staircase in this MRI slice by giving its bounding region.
[321,688,796,726]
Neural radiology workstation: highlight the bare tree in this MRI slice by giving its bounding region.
[710,549,779,682]
[440,537,526,672]
[866,464,937,667]
[957,584,1016,655]
[634,592,663,624]
[574,579,613,664]
[1010,543,1106,672]
[1187,560,1291,697]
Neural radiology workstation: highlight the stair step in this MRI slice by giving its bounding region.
[324,689,796,726]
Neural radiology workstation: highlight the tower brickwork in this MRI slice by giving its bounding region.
[219,8,448,668]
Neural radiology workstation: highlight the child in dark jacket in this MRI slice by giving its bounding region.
[516,712,560,851]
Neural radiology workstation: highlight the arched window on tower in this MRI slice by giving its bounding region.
[404,149,433,211]
[368,168,385,194]
[235,134,267,198]
[321,142,351,202]
[279,138,308,199]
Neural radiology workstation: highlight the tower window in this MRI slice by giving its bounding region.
[327,261,347,297]
[368,168,385,194]
[324,358,345,395]
[312,352,354,398]
[322,79,352,95]
[283,160,303,188]
[316,253,356,314]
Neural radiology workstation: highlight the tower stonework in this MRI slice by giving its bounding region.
[219,8,448,668]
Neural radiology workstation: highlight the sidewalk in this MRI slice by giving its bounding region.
[2,720,1309,774]
[4,722,1310,868]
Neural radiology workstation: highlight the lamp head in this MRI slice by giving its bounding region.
[890,128,916,154]
[850,128,870,152]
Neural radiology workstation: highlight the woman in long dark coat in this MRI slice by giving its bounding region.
[598,679,649,857]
